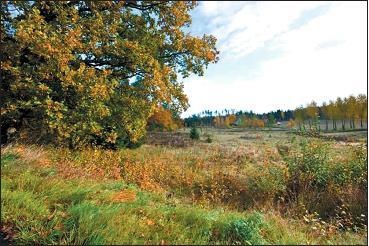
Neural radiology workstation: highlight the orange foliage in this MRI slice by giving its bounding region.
[39,143,287,208]
[227,115,237,125]
[213,116,222,127]
[147,107,178,131]
[241,118,265,128]
[213,115,236,128]
[287,119,296,129]
[2,1,218,147]
[111,189,137,203]
[146,219,155,226]
[252,119,265,128]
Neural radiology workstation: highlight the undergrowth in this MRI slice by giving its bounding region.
[1,141,367,245]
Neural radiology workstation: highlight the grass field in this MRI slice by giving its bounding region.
[1,128,367,245]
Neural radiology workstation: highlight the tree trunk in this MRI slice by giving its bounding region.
[342,120,345,131]
[0,124,9,145]
[325,120,328,131]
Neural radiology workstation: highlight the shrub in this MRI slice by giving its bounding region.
[348,145,367,187]
[190,127,200,140]
[284,139,330,193]
[204,133,213,143]
[244,163,288,207]
[281,138,367,223]
[117,136,146,149]
[222,212,266,245]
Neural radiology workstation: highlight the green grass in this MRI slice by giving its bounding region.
[1,157,267,245]
[1,142,367,245]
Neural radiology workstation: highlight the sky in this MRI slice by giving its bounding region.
[181,1,367,117]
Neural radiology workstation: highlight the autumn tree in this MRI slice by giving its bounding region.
[252,118,265,128]
[287,119,296,129]
[294,107,305,130]
[1,1,219,147]
[346,95,358,129]
[306,101,318,130]
[147,106,178,131]
[226,114,237,126]
[335,97,346,130]
[213,116,222,128]
[321,102,329,131]
[357,94,368,128]
[327,100,337,131]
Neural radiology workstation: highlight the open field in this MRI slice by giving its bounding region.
[2,2,367,245]
[1,128,367,245]
[175,127,367,147]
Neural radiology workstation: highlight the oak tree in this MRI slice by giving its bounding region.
[1,1,219,147]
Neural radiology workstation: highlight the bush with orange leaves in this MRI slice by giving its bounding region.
[239,117,265,128]
[147,107,179,131]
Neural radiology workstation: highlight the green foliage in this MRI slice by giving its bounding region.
[284,139,367,191]
[245,164,287,206]
[1,153,19,167]
[204,133,213,143]
[282,138,367,221]
[2,152,263,245]
[1,1,219,147]
[190,126,200,140]
[267,114,276,127]
[348,145,368,187]
[287,139,330,189]
[222,212,266,245]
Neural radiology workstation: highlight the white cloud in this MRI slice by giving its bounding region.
[198,2,243,17]
[202,1,332,59]
[198,2,220,17]
[182,1,367,118]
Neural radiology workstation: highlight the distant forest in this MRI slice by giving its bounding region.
[184,94,367,130]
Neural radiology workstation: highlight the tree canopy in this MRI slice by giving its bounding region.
[1,1,219,147]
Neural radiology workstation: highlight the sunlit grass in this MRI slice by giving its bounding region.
[1,131,367,245]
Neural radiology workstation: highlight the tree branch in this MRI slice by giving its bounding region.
[159,51,188,59]
[124,2,164,11]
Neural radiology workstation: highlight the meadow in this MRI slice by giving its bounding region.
[1,128,367,245]
[2,2,367,245]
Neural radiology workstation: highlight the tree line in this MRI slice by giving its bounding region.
[184,109,293,128]
[294,94,367,131]
[184,94,367,131]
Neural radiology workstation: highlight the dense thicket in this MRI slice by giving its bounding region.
[1,1,218,147]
